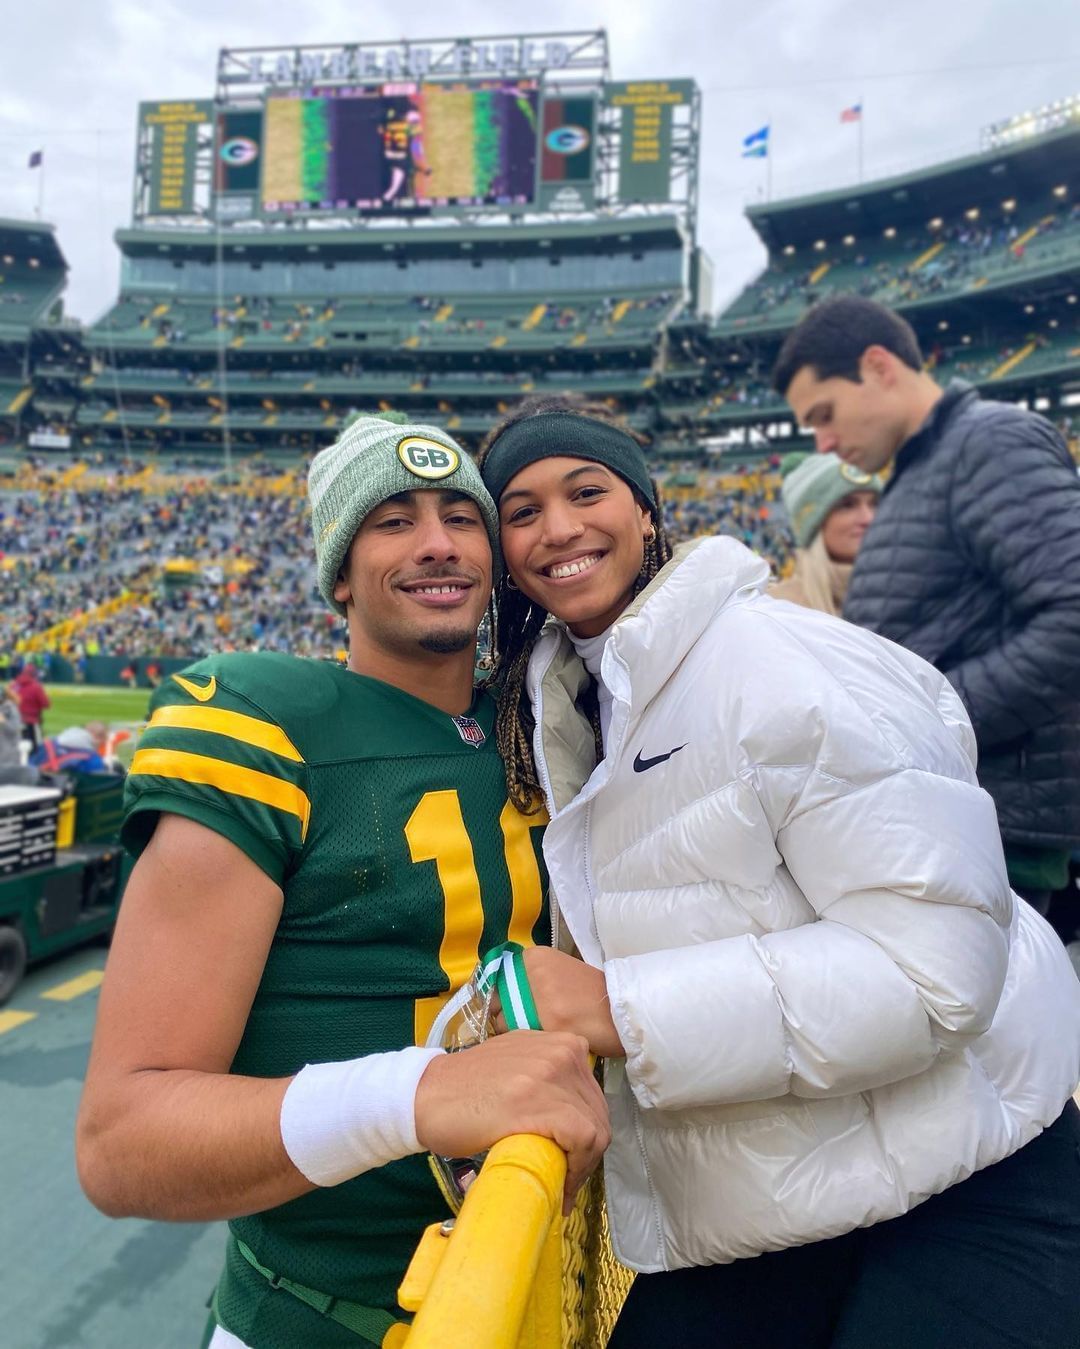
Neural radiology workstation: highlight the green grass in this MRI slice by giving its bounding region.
[41,685,152,738]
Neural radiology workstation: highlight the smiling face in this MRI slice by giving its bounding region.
[333,489,492,661]
[785,348,910,474]
[497,456,653,637]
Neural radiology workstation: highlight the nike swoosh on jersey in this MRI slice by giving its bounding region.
[172,674,217,703]
[632,743,687,773]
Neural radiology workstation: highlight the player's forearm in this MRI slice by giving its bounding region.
[76,1068,311,1222]
[77,1047,442,1222]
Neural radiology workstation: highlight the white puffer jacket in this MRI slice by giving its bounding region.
[528,537,1080,1274]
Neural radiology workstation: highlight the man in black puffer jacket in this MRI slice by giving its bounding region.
[774,296,1080,928]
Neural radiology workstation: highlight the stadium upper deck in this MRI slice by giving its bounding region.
[0,218,77,454]
[14,59,1078,468]
[43,215,684,458]
[652,119,1079,455]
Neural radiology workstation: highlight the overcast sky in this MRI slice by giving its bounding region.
[1,0,1077,324]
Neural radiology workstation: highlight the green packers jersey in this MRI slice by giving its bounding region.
[122,651,550,1347]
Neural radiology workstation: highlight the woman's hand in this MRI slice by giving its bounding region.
[493,947,624,1059]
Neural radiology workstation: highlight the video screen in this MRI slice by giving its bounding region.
[260,81,539,212]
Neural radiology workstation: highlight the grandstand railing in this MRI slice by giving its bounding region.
[399,1134,631,1348]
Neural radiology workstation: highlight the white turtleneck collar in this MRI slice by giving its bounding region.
[566,623,615,746]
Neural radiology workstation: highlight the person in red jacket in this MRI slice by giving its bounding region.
[9,662,50,752]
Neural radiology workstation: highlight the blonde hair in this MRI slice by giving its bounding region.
[794,531,853,617]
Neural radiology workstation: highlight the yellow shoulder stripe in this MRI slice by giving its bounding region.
[147,705,303,763]
[172,674,217,702]
[129,748,311,842]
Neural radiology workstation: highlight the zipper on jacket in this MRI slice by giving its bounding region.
[528,637,561,951]
[582,799,596,907]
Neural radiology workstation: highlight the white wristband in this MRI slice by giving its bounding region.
[280,1046,445,1187]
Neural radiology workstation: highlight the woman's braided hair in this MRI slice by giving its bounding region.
[477,395,673,814]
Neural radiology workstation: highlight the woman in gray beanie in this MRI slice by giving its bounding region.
[771,452,882,615]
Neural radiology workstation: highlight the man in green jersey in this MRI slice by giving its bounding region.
[76,414,609,1349]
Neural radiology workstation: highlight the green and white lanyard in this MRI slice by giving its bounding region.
[425,940,542,1050]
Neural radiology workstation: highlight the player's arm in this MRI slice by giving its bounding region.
[76,812,306,1221]
[77,814,609,1222]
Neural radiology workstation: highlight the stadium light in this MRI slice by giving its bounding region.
[813,240,826,251]
[928,218,943,230]
[1001,199,1017,212]
[1049,318,1060,328]
[938,320,949,330]
[883,227,897,238]
[28,258,39,269]
[1053,185,1068,198]
[1,254,11,264]
[1068,295,1078,304]
[842,234,855,245]
[1024,304,1036,314]
[964,208,980,221]
[782,244,796,255]
[962,335,972,344]
[981,94,1080,149]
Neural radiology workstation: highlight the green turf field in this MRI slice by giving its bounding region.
[41,684,151,738]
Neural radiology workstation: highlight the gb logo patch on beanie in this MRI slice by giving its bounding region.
[397,436,461,479]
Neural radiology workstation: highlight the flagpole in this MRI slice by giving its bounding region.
[858,96,864,184]
[766,111,773,202]
[37,156,45,220]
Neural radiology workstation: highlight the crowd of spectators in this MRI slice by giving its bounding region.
[0,459,339,663]
[101,289,679,351]
[0,452,796,665]
[729,200,1080,324]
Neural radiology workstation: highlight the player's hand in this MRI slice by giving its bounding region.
[492,948,624,1060]
[414,1031,610,1214]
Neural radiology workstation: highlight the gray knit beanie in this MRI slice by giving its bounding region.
[308,412,499,616]
[780,452,885,548]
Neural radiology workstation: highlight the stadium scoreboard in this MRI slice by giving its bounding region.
[132,32,699,234]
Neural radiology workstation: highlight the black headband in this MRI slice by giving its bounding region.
[481,412,656,511]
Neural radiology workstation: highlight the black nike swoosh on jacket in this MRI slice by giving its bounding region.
[633,744,688,772]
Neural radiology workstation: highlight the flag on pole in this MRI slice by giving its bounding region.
[742,125,770,158]
[27,150,43,169]
[840,104,862,124]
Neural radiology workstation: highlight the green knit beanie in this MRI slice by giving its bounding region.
[780,452,885,548]
[308,412,499,616]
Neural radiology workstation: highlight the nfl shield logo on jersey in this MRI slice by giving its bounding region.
[451,715,486,748]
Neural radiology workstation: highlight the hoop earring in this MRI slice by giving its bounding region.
[504,575,520,591]
[643,525,657,544]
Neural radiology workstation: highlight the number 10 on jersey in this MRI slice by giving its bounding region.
[406,790,547,1043]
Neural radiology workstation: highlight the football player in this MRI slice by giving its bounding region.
[76,412,608,1349]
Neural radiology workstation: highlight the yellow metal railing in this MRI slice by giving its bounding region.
[401,1135,564,1348]
[399,1135,632,1348]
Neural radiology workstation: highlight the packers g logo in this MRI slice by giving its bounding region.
[397,436,461,479]
[220,137,259,166]
[840,463,874,485]
[545,125,590,155]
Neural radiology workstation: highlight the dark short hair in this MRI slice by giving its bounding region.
[772,296,924,396]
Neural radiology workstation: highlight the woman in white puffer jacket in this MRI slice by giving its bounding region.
[478,398,1080,1349]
